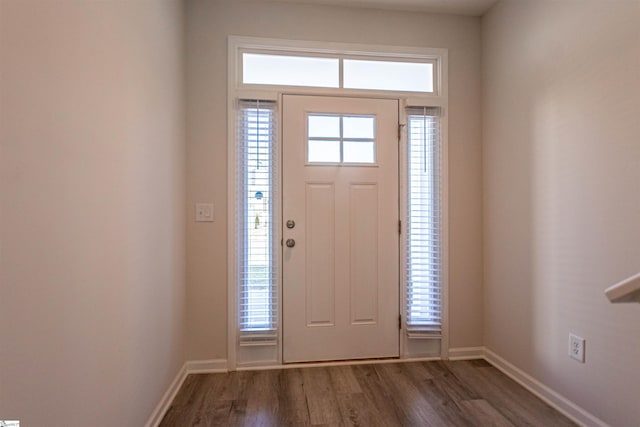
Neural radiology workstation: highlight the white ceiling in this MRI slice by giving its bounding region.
[274,0,499,16]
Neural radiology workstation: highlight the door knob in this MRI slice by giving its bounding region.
[286,238,296,248]
[286,219,296,229]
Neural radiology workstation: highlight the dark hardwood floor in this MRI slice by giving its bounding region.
[159,359,575,426]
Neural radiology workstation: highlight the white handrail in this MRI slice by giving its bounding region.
[605,272,640,303]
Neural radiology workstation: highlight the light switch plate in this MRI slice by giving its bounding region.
[195,203,214,222]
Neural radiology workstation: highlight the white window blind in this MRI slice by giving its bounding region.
[405,107,442,337]
[237,100,278,345]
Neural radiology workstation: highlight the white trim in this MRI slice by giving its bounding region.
[236,89,279,101]
[398,99,408,360]
[405,96,445,107]
[144,363,188,427]
[483,348,609,427]
[231,36,446,58]
[447,346,484,360]
[227,40,238,372]
[604,271,640,303]
[440,97,449,360]
[185,359,228,374]
[231,36,447,97]
[238,356,442,371]
[145,360,229,427]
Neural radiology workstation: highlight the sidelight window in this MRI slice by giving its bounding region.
[237,100,279,343]
[405,107,442,336]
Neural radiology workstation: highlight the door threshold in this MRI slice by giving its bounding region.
[236,355,442,371]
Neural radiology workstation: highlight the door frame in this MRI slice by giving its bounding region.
[227,36,449,370]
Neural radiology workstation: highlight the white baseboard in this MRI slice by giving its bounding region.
[448,346,484,360]
[483,348,608,427]
[144,363,188,427]
[186,358,228,374]
[145,359,228,427]
[237,356,443,371]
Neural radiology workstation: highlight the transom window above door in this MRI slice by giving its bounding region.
[307,113,376,164]
[241,52,437,94]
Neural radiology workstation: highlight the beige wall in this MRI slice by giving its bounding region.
[0,1,186,426]
[482,1,640,425]
[185,0,484,360]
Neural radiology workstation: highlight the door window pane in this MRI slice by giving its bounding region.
[308,115,340,138]
[308,140,341,162]
[343,140,375,163]
[343,116,375,139]
[344,59,434,93]
[243,53,339,88]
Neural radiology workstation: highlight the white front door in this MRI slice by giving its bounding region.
[282,95,400,363]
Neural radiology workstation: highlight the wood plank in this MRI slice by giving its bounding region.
[169,374,207,407]
[335,392,385,427]
[302,367,344,425]
[226,398,248,426]
[447,360,576,426]
[373,362,450,426]
[159,407,198,427]
[191,399,233,427]
[159,361,576,427]
[277,368,311,426]
[328,365,362,395]
[350,364,404,426]
[459,399,516,427]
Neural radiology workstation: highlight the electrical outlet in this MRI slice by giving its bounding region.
[569,333,585,363]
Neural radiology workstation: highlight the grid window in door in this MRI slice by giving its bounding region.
[307,114,376,164]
